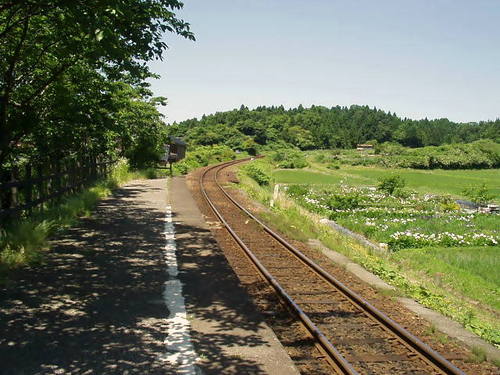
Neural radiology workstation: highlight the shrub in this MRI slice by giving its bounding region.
[287,184,309,197]
[325,192,361,210]
[269,149,308,169]
[375,142,406,155]
[378,175,406,195]
[243,163,272,186]
[313,153,326,163]
[438,195,461,212]
[173,145,236,175]
[326,162,340,169]
[463,184,494,206]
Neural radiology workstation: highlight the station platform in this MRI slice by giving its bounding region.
[0,177,298,374]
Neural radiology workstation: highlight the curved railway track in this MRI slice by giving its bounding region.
[199,158,467,375]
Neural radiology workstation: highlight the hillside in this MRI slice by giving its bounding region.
[167,105,500,153]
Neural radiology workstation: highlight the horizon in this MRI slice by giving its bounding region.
[148,0,500,124]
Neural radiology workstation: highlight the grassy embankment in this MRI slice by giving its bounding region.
[238,155,500,350]
[0,161,162,283]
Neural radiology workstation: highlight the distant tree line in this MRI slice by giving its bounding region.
[167,105,500,152]
[0,1,194,173]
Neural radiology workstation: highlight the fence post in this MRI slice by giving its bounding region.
[1,169,12,223]
[25,165,32,216]
[37,164,44,214]
[53,159,61,201]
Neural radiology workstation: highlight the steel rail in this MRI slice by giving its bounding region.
[209,158,467,375]
[199,159,359,375]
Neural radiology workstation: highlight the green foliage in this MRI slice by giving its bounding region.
[286,184,309,198]
[372,140,500,170]
[377,175,406,195]
[284,180,499,251]
[242,162,272,186]
[375,142,406,155]
[173,145,236,175]
[1,1,194,173]
[169,105,500,155]
[313,153,326,163]
[269,149,308,169]
[285,126,315,149]
[438,196,461,212]
[170,105,499,172]
[463,184,495,206]
[326,162,341,170]
[326,193,361,210]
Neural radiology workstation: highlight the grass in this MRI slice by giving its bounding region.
[393,246,500,311]
[468,346,488,363]
[341,167,500,198]
[0,160,158,283]
[275,159,500,201]
[273,169,344,184]
[240,159,500,348]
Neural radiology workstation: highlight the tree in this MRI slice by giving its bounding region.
[0,0,194,168]
[285,126,315,150]
[169,104,499,154]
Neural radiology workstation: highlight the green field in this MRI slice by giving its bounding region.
[262,158,500,345]
[393,246,500,311]
[274,166,500,200]
[273,169,344,184]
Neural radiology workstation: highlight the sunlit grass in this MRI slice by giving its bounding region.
[337,167,500,199]
[393,246,500,311]
[273,165,500,200]
[272,169,344,184]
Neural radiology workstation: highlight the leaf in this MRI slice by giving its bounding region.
[95,30,104,42]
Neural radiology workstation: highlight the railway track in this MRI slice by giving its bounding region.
[199,158,468,375]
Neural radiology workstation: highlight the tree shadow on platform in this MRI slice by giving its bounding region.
[0,180,278,375]
[174,220,277,375]
[0,182,172,374]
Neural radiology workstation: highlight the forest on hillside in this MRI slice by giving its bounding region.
[167,105,500,153]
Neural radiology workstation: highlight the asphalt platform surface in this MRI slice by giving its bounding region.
[0,177,298,375]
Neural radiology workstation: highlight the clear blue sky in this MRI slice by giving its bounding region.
[148,0,500,124]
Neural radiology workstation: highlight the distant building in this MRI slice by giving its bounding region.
[160,137,187,164]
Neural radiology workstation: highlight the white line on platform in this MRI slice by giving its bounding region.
[160,206,198,374]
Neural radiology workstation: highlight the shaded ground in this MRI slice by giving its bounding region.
[0,180,170,375]
[1,177,299,375]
